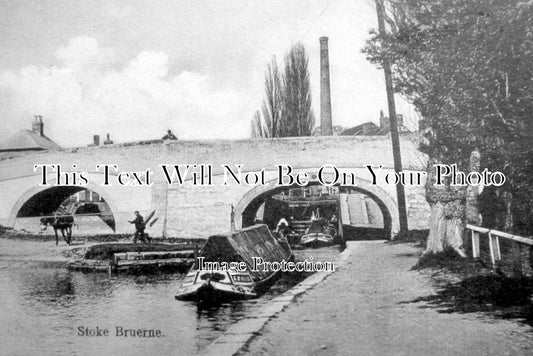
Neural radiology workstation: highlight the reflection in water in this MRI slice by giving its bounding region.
[0,261,303,355]
[14,267,118,310]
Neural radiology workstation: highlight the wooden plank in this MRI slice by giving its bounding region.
[116,258,184,265]
[141,250,193,255]
[492,231,533,246]
[466,224,490,234]
[67,259,112,272]
[115,257,190,267]
[113,250,193,262]
[466,224,533,246]
[139,251,193,259]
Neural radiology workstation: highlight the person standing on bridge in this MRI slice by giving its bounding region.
[162,129,177,140]
[129,211,147,243]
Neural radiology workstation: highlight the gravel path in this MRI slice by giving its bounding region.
[242,241,533,356]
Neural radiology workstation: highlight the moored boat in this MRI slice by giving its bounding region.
[175,224,293,301]
[300,219,335,247]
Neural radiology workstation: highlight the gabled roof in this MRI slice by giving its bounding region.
[0,129,62,151]
[341,122,384,136]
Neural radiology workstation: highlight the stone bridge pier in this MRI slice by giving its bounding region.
[0,135,430,239]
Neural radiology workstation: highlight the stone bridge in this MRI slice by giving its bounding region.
[0,135,429,239]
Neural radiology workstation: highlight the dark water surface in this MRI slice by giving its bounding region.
[0,260,291,355]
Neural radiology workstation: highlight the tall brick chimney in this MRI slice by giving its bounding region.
[379,110,388,129]
[32,115,44,136]
[320,37,333,136]
[103,133,113,145]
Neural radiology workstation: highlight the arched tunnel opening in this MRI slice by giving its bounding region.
[240,183,392,245]
[17,186,84,218]
[15,187,115,233]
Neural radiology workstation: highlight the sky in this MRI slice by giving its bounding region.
[0,0,418,147]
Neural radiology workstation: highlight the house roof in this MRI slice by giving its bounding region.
[340,122,388,136]
[0,129,62,151]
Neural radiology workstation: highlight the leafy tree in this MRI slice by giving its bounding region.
[252,44,315,137]
[364,0,533,253]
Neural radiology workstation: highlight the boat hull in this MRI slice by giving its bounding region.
[174,224,294,302]
[175,280,256,301]
[300,232,333,248]
[175,258,290,302]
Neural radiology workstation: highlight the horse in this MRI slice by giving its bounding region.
[40,215,74,245]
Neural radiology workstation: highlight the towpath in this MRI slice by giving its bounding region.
[240,241,533,356]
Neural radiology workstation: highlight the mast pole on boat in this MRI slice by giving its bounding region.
[230,204,235,232]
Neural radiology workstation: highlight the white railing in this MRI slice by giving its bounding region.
[466,224,533,274]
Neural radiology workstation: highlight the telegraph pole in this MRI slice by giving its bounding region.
[375,0,409,238]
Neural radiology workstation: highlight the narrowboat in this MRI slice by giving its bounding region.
[300,219,335,247]
[175,224,293,301]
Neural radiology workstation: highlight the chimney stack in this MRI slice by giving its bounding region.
[320,37,333,136]
[103,133,113,145]
[379,110,404,131]
[32,115,44,136]
[396,114,404,131]
[93,135,100,146]
[379,110,388,129]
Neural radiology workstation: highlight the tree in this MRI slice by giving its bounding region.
[364,0,533,254]
[281,43,315,136]
[252,44,315,137]
[252,57,283,138]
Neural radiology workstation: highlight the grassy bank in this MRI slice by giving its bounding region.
[413,248,533,326]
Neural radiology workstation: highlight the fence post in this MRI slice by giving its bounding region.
[494,234,501,261]
[488,232,501,267]
[471,230,480,258]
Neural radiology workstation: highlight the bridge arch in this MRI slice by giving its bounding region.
[233,170,399,239]
[8,182,119,233]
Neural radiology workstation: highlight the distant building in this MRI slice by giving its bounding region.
[340,122,381,136]
[61,190,112,216]
[88,135,100,147]
[312,125,345,136]
[0,116,62,152]
[340,110,408,136]
[103,133,114,145]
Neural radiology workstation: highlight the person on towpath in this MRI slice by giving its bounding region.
[129,211,149,243]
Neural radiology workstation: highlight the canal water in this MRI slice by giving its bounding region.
[0,256,311,355]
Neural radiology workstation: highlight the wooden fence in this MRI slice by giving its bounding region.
[466,224,533,276]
